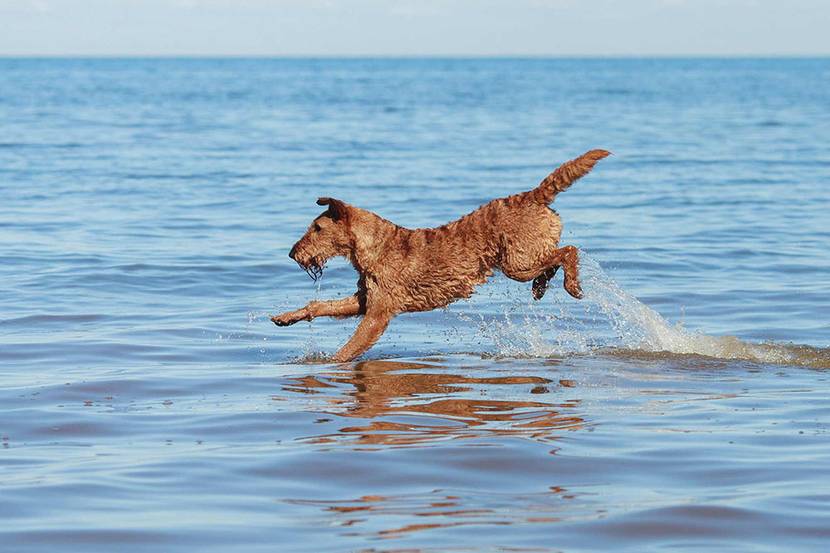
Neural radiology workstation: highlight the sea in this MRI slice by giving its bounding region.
[1,58,829,552]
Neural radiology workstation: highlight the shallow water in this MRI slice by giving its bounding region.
[1,58,829,552]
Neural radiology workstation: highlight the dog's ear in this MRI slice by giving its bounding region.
[317,197,349,221]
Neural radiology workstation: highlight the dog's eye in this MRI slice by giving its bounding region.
[313,223,322,232]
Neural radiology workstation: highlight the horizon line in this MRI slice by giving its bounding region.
[1,53,829,60]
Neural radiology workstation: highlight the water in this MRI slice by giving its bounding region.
[1,58,829,552]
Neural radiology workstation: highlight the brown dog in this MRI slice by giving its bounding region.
[272,149,610,362]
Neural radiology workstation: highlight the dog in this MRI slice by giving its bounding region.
[272,149,610,362]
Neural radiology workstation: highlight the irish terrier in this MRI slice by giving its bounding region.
[272,149,610,362]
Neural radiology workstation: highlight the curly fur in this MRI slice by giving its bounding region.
[272,149,610,362]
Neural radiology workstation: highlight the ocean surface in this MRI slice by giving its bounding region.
[1,58,829,552]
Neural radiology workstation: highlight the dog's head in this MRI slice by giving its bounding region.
[288,197,353,281]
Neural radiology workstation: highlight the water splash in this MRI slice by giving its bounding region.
[455,254,830,369]
[580,255,830,368]
[298,271,328,362]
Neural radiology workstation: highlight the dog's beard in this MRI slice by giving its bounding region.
[299,258,324,282]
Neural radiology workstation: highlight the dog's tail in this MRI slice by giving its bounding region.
[530,149,611,204]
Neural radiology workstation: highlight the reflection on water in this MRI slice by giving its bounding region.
[278,359,592,542]
[282,360,586,447]
[283,361,590,540]
[286,485,584,542]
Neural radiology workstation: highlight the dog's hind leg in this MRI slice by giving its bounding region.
[271,294,363,326]
[331,310,392,363]
[546,245,583,299]
[503,245,583,300]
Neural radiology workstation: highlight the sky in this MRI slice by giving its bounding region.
[0,0,828,57]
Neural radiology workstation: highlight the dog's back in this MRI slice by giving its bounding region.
[367,149,610,312]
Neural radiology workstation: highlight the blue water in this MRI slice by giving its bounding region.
[1,58,829,552]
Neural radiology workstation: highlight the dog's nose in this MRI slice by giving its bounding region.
[288,245,297,260]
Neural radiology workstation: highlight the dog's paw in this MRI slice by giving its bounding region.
[271,313,300,326]
[564,279,583,300]
[531,277,549,301]
[532,267,559,301]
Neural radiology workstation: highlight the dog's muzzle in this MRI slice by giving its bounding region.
[289,246,324,282]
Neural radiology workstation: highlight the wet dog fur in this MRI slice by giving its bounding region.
[272,149,610,362]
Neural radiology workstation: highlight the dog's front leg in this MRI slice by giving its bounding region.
[271,295,363,326]
[330,311,392,363]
